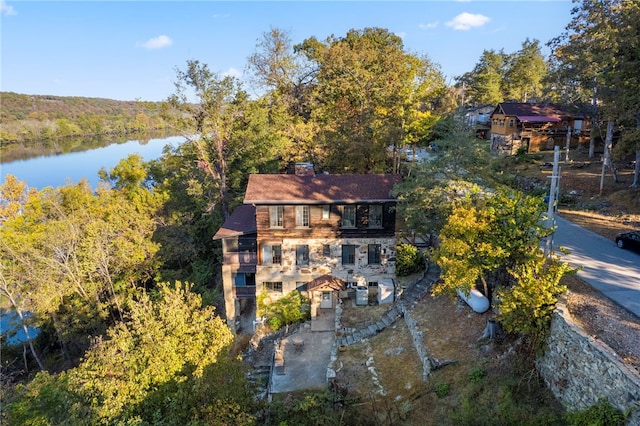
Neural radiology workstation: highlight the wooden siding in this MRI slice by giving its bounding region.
[254,203,396,240]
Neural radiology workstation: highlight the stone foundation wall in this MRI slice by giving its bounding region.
[536,303,640,423]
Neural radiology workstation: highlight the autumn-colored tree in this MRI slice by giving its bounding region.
[430,187,571,338]
[0,172,160,368]
[5,282,256,425]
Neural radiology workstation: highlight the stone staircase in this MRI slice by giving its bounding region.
[335,263,441,347]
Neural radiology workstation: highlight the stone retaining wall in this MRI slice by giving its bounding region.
[536,303,640,423]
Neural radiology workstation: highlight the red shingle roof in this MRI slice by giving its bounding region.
[494,102,575,119]
[212,204,256,240]
[243,174,402,204]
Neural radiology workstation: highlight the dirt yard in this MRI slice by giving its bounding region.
[329,150,640,424]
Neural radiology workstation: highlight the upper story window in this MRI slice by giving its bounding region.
[341,205,356,228]
[342,244,356,265]
[269,205,284,228]
[322,244,331,257]
[368,205,383,228]
[262,244,282,265]
[368,244,381,265]
[296,205,310,227]
[296,245,309,265]
[509,119,515,127]
[322,205,330,220]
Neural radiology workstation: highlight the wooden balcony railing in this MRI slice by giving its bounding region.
[234,286,256,298]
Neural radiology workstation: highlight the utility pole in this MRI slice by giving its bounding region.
[545,146,561,257]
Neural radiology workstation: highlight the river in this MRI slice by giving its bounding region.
[1,134,184,190]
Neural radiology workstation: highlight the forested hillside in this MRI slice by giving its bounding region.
[0,92,167,142]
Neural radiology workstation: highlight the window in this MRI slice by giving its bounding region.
[233,273,255,287]
[368,281,378,288]
[342,244,356,265]
[296,282,309,292]
[509,119,514,127]
[368,205,383,228]
[262,244,282,264]
[341,205,356,228]
[269,206,284,227]
[296,205,310,227]
[296,245,309,265]
[264,282,283,293]
[323,244,331,257]
[322,205,330,220]
[368,244,381,264]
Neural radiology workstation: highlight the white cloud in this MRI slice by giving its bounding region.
[445,12,490,31]
[419,21,439,30]
[140,35,173,50]
[223,67,242,78]
[1,0,17,16]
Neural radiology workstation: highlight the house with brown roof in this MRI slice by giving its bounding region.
[214,164,401,332]
[490,102,589,154]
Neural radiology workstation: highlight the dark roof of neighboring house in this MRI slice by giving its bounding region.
[493,102,582,120]
[212,204,256,240]
[244,174,402,205]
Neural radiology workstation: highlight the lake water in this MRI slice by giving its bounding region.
[1,310,39,345]
[1,135,184,190]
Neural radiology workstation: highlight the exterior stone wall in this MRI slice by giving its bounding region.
[536,303,640,423]
[256,236,397,298]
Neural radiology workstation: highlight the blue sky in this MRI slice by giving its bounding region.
[1,1,574,102]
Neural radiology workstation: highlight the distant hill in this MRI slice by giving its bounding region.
[0,92,163,123]
[0,92,168,142]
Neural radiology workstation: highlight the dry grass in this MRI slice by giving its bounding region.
[334,291,563,425]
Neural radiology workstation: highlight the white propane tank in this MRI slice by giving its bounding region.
[457,288,490,313]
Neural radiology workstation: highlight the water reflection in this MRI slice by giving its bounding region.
[1,129,173,163]
[1,133,184,190]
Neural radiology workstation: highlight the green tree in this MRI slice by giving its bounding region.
[246,28,319,164]
[456,49,507,106]
[296,27,445,173]
[393,127,494,238]
[550,0,640,183]
[163,61,248,220]
[503,38,548,102]
[5,282,256,425]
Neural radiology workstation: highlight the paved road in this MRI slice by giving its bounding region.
[551,216,640,318]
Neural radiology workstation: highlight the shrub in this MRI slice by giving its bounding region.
[434,382,450,398]
[468,367,486,383]
[257,290,310,331]
[396,244,425,276]
[564,398,627,426]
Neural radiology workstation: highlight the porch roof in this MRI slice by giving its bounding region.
[308,275,346,292]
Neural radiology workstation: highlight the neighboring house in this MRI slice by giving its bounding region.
[489,102,589,154]
[464,104,493,139]
[213,163,402,332]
